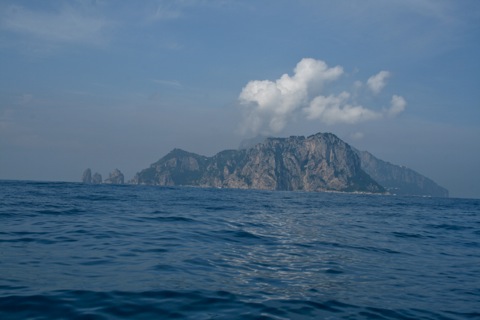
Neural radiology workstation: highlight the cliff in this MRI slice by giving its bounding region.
[354,149,449,197]
[132,133,384,193]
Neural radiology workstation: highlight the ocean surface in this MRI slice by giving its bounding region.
[0,180,479,319]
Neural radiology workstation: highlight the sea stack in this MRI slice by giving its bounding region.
[104,169,125,185]
[82,169,92,184]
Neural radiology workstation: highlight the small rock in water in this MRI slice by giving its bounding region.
[104,169,124,184]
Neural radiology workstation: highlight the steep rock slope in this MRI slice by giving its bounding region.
[354,149,448,197]
[133,133,384,193]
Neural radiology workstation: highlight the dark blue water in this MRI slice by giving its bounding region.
[0,180,479,319]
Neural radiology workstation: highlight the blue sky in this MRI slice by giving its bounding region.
[1,0,479,198]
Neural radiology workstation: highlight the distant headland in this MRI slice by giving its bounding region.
[82,132,448,197]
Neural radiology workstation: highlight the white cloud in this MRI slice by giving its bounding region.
[367,71,391,95]
[304,92,381,124]
[238,59,406,135]
[0,5,110,45]
[388,95,407,117]
[304,92,406,125]
[238,58,343,134]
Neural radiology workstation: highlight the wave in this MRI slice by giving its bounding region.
[1,290,472,320]
[1,181,479,319]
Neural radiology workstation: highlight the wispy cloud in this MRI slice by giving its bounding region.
[349,132,365,141]
[393,0,456,23]
[145,0,235,22]
[238,58,406,135]
[367,71,390,95]
[0,5,110,45]
[148,4,182,22]
[388,95,407,117]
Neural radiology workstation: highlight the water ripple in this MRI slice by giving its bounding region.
[0,181,478,319]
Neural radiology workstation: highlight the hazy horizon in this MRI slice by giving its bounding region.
[1,1,479,199]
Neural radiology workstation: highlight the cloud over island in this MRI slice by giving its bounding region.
[238,58,406,135]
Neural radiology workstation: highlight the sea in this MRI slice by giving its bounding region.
[0,180,479,320]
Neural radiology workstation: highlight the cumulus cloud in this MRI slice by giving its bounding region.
[238,58,406,135]
[238,58,343,133]
[367,71,391,94]
[304,92,381,124]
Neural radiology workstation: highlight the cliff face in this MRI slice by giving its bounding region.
[133,133,384,193]
[354,149,449,197]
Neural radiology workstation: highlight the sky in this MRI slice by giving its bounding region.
[0,0,479,198]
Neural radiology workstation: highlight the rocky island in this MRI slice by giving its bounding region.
[84,132,448,197]
[104,169,125,185]
[81,168,123,185]
[132,132,384,193]
[81,168,102,184]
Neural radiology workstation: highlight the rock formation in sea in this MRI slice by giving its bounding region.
[81,169,103,184]
[104,169,124,185]
[92,172,103,184]
[82,168,92,184]
[132,132,385,193]
[354,149,449,197]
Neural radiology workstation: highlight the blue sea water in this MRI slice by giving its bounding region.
[0,180,479,319]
